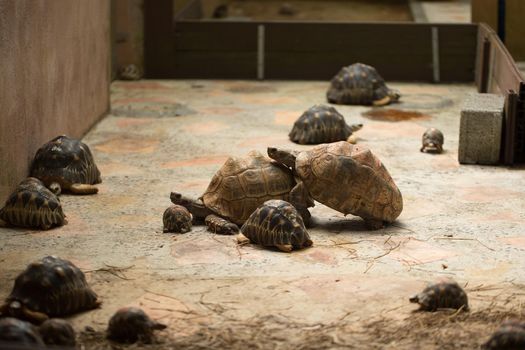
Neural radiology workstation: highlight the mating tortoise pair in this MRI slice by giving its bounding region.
[0,135,101,230]
[170,141,402,250]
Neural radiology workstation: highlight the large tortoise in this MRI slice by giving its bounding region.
[171,150,312,233]
[30,135,101,195]
[268,141,402,229]
[0,177,66,230]
[327,63,400,106]
[289,104,363,145]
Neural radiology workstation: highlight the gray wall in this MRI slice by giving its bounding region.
[0,0,110,200]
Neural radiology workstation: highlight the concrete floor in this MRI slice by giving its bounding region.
[1,80,525,348]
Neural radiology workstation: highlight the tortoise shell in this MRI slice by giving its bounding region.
[327,63,400,106]
[289,104,363,145]
[0,177,65,230]
[240,200,312,252]
[0,256,100,323]
[409,281,469,311]
[421,128,444,154]
[107,307,167,344]
[163,205,192,233]
[483,320,525,350]
[294,141,402,226]
[201,151,296,225]
[205,214,239,235]
[0,317,45,346]
[39,318,76,346]
[30,135,101,194]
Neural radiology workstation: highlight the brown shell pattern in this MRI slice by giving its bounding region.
[421,127,444,153]
[240,200,312,250]
[0,177,65,229]
[201,151,295,225]
[409,281,469,311]
[289,104,360,145]
[2,256,100,320]
[107,307,167,344]
[30,135,101,190]
[163,205,192,233]
[0,317,45,345]
[39,318,76,346]
[326,63,391,105]
[483,320,525,350]
[295,141,402,223]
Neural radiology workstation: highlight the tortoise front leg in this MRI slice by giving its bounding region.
[289,181,314,226]
[236,232,250,245]
[69,183,99,195]
[275,244,293,253]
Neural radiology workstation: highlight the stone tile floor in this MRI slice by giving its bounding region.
[1,80,524,348]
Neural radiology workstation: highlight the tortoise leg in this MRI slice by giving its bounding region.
[372,96,391,106]
[236,233,250,245]
[347,134,358,144]
[365,219,385,230]
[69,184,99,195]
[289,181,314,226]
[275,244,293,253]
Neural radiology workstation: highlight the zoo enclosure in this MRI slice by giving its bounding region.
[144,0,524,164]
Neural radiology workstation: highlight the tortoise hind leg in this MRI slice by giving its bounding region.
[69,184,99,195]
[275,244,293,253]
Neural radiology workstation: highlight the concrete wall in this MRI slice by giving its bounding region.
[0,0,110,201]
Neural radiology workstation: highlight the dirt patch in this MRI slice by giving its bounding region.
[362,109,431,122]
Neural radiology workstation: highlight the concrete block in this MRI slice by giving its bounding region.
[459,93,505,165]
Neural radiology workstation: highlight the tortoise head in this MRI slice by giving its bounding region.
[388,89,401,103]
[170,192,193,207]
[48,182,62,196]
[267,147,298,169]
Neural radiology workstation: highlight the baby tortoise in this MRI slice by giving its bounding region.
[420,127,444,154]
[30,135,102,195]
[163,205,192,233]
[0,177,66,230]
[0,256,101,324]
[118,64,143,81]
[0,317,45,346]
[171,150,313,233]
[327,62,400,106]
[107,307,167,344]
[205,214,239,235]
[239,200,312,252]
[409,280,469,312]
[268,141,403,230]
[39,318,76,347]
[289,104,363,145]
[483,320,525,350]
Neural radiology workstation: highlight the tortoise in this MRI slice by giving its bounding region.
[107,307,167,344]
[409,280,469,312]
[327,62,400,106]
[420,127,444,154]
[170,150,313,232]
[205,214,239,235]
[268,141,403,229]
[239,199,312,252]
[162,205,192,233]
[0,317,45,346]
[483,320,525,350]
[0,177,66,230]
[0,256,101,324]
[289,104,363,145]
[30,135,102,195]
[118,64,143,81]
[39,318,76,347]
